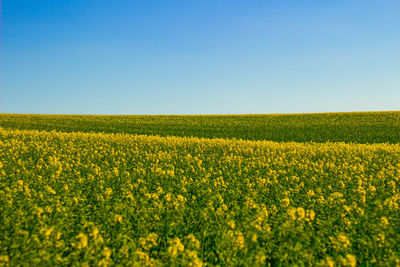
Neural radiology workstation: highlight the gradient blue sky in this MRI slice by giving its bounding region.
[2,0,400,114]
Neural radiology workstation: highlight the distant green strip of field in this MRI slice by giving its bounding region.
[1,111,399,143]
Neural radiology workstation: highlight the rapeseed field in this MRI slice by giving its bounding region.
[0,112,399,265]
[1,111,400,143]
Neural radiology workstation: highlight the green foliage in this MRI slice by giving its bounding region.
[1,111,400,143]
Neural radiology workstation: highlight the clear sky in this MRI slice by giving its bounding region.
[2,0,400,114]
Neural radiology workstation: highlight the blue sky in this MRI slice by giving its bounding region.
[2,0,400,114]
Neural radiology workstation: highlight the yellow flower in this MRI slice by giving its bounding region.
[342,254,357,267]
[296,207,305,220]
[114,214,123,223]
[76,233,88,249]
[185,234,201,249]
[91,226,99,238]
[140,233,159,250]
[325,256,335,267]
[102,247,112,259]
[46,186,56,195]
[177,195,185,202]
[337,233,351,248]
[307,209,315,221]
[167,238,185,257]
[0,255,10,262]
[44,227,54,238]
[281,198,290,207]
[165,193,172,202]
[227,220,236,229]
[380,217,389,227]
[105,188,113,197]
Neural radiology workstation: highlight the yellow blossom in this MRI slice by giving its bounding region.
[76,233,88,249]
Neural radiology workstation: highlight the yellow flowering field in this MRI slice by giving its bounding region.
[0,127,399,266]
[1,111,400,143]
